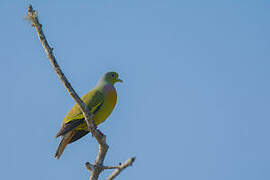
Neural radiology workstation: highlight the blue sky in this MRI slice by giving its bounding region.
[1,0,270,179]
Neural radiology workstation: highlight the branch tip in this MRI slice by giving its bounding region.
[106,157,136,180]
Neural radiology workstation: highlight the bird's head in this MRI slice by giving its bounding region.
[100,71,123,85]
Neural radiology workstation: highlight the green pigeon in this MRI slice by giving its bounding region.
[55,72,122,159]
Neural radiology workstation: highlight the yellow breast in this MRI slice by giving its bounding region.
[93,84,117,125]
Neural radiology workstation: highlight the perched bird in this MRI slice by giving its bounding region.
[55,72,122,159]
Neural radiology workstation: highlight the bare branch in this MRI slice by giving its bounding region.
[103,166,120,170]
[26,5,96,134]
[107,157,136,180]
[26,4,107,179]
[26,4,135,180]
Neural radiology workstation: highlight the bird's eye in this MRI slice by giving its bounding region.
[111,74,115,77]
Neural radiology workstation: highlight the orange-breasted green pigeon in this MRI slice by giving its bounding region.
[55,72,122,159]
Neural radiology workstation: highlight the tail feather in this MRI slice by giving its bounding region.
[55,131,75,159]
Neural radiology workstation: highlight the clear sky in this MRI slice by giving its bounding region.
[1,0,270,179]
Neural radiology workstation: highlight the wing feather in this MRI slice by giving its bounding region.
[55,90,104,138]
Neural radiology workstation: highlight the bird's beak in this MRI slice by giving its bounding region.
[116,78,123,83]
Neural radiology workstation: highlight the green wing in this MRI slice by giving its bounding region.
[56,90,104,138]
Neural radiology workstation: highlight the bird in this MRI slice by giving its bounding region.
[55,71,123,159]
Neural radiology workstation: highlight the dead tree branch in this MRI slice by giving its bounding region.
[26,4,135,180]
[106,157,136,180]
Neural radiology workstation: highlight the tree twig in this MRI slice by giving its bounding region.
[26,4,135,180]
[103,166,120,170]
[107,157,136,180]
